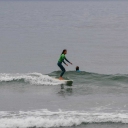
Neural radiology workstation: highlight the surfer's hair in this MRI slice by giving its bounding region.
[76,66,79,71]
[61,49,67,54]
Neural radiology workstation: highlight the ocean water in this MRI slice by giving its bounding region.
[0,0,128,128]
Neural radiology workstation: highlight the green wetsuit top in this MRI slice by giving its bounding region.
[58,54,70,65]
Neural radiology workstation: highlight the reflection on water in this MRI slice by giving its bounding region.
[58,86,73,97]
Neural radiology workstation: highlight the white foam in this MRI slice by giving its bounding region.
[0,73,62,85]
[0,109,128,128]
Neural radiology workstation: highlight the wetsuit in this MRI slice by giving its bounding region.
[57,54,71,77]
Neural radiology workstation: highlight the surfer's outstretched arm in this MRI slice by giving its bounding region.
[62,60,67,66]
[65,57,72,64]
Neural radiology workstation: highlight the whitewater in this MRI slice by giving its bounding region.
[1,109,128,128]
[0,73,63,85]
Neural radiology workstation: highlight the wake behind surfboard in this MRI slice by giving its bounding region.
[52,78,73,86]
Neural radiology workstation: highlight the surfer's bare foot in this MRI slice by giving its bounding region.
[59,77,64,80]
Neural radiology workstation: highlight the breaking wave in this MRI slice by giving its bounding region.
[0,109,128,128]
[0,71,128,86]
[0,73,62,85]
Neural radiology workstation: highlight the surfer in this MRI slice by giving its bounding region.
[76,66,80,72]
[57,49,72,80]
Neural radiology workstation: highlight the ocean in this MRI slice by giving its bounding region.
[0,0,128,127]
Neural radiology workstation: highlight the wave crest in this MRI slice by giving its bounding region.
[50,71,128,84]
[0,73,61,85]
[0,71,128,86]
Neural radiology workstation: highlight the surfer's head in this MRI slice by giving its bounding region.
[76,66,79,71]
[61,49,67,55]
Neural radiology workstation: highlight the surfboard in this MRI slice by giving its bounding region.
[60,79,73,86]
[52,78,73,86]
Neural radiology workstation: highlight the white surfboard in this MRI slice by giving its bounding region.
[52,78,73,86]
